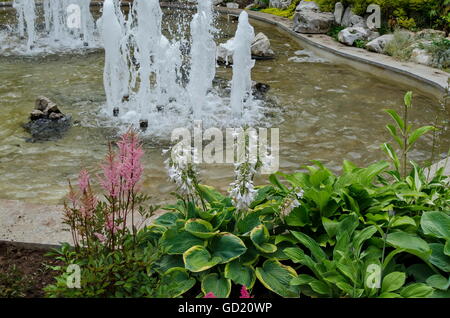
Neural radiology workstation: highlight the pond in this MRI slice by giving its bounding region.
[0,6,448,205]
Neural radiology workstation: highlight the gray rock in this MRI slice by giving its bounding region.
[217,32,275,65]
[341,6,353,27]
[338,26,368,46]
[349,15,365,27]
[35,96,52,111]
[217,42,234,65]
[251,32,275,58]
[334,2,344,24]
[411,48,433,66]
[24,96,72,142]
[295,0,320,12]
[30,109,44,120]
[293,9,335,34]
[226,2,239,9]
[366,34,394,53]
[269,0,292,10]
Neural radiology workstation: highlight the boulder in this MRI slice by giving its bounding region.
[411,48,433,66]
[334,2,344,24]
[269,0,292,10]
[293,3,335,34]
[295,0,319,12]
[217,32,274,65]
[24,96,72,142]
[366,34,394,53]
[341,6,353,27]
[217,42,234,65]
[251,32,275,58]
[338,27,378,46]
[226,2,239,9]
[349,15,365,27]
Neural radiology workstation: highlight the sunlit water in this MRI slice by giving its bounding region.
[0,8,448,205]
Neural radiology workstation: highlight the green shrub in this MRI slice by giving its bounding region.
[422,37,450,70]
[260,0,301,19]
[384,29,415,61]
[315,0,449,31]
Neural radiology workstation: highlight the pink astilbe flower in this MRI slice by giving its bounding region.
[204,292,217,298]
[78,169,90,194]
[239,285,253,298]
[105,214,118,234]
[94,232,106,243]
[98,150,121,198]
[117,131,144,192]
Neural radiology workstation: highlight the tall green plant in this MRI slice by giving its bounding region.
[382,91,435,179]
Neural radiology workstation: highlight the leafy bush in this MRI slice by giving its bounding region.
[46,92,449,298]
[260,0,301,19]
[384,29,415,61]
[315,0,449,31]
[422,37,450,70]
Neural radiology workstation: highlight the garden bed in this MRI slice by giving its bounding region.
[0,242,61,298]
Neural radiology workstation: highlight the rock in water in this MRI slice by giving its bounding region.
[23,96,72,142]
[251,33,275,59]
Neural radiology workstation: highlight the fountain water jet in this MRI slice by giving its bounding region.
[230,11,255,118]
[100,0,265,137]
[4,0,98,55]
[187,0,217,119]
[12,0,36,51]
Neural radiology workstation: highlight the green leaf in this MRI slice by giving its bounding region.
[157,268,196,298]
[386,124,403,148]
[378,292,402,298]
[429,243,450,272]
[426,274,450,291]
[386,231,431,259]
[381,143,400,171]
[407,126,435,150]
[197,184,225,203]
[201,273,231,298]
[284,247,318,275]
[154,212,181,227]
[250,225,277,253]
[382,272,406,293]
[322,217,339,238]
[353,226,377,257]
[184,218,218,239]
[161,229,205,255]
[183,245,221,272]
[384,109,405,131]
[309,280,332,295]
[290,274,316,286]
[400,283,434,298]
[224,260,256,288]
[421,211,450,240]
[210,233,247,263]
[290,231,327,262]
[285,205,311,227]
[404,91,413,108]
[391,216,417,229]
[255,260,300,298]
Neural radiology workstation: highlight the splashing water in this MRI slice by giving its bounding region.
[3,0,98,55]
[100,0,266,138]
